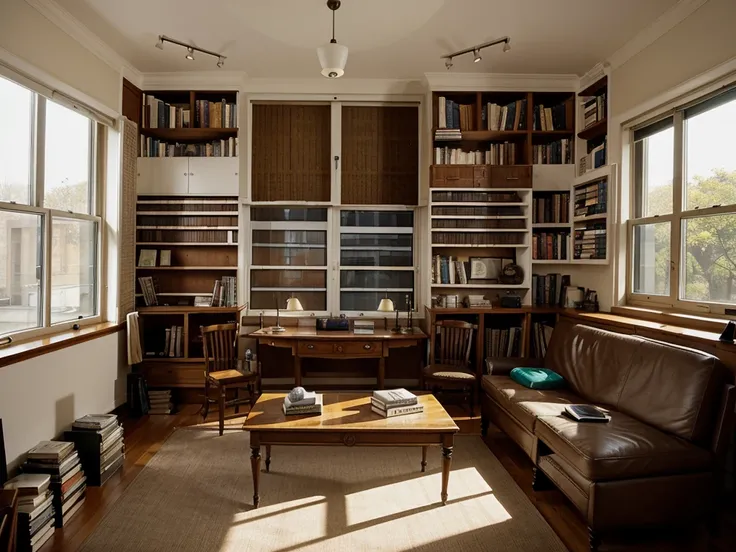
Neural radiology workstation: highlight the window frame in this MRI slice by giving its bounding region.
[626,85,736,314]
[0,78,104,342]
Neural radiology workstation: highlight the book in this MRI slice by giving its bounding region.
[283,394,323,415]
[30,520,55,551]
[372,388,417,408]
[137,249,157,267]
[73,414,117,431]
[27,441,74,462]
[564,404,611,423]
[17,493,53,518]
[62,494,86,526]
[159,250,171,266]
[4,474,50,496]
[284,391,317,408]
[371,404,424,418]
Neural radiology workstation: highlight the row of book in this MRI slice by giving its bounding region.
[136,229,237,244]
[371,389,423,418]
[432,232,525,246]
[437,98,473,130]
[574,222,607,260]
[432,205,524,217]
[433,219,525,230]
[574,178,607,218]
[139,137,238,158]
[532,232,570,261]
[149,389,173,415]
[485,326,522,358]
[582,92,607,128]
[530,322,555,358]
[533,193,570,223]
[431,191,521,203]
[142,94,190,129]
[433,143,518,165]
[483,100,527,131]
[532,139,572,165]
[533,102,568,131]
[195,99,237,129]
[160,326,184,358]
[138,215,238,227]
[211,276,237,307]
[531,273,570,306]
[579,138,607,173]
[138,276,158,306]
[432,255,469,285]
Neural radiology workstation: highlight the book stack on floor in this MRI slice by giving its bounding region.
[22,441,86,528]
[371,389,423,418]
[3,473,55,551]
[283,389,323,416]
[64,414,124,486]
[148,389,173,414]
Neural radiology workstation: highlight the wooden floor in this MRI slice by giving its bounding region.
[44,403,735,552]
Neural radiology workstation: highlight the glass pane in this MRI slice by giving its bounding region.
[0,210,42,335]
[0,77,33,204]
[340,291,413,313]
[44,101,92,214]
[685,98,736,210]
[340,270,413,290]
[632,222,670,296]
[634,126,673,217]
[682,214,736,304]
[340,210,413,227]
[251,207,327,222]
[250,291,326,311]
[51,218,97,324]
[251,269,326,288]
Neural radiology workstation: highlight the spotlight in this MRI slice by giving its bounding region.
[473,49,482,63]
[155,37,164,50]
[445,58,453,70]
[503,40,511,53]
[185,47,195,60]
[217,57,224,68]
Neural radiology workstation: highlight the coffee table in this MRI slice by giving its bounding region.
[243,392,459,508]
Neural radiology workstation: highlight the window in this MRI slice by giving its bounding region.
[629,86,736,311]
[0,74,102,339]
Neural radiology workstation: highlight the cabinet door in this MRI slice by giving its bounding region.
[137,158,189,195]
[188,157,239,195]
[431,166,473,188]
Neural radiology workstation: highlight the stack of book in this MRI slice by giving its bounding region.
[210,276,237,307]
[579,138,607,173]
[464,294,491,308]
[433,143,517,165]
[434,128,462,141]
[582,92,607,128]
[64,414,125,486]
[148,389,173,414]
[353,320,374,335]
[282,391,323,416]
[22,441,86,528]
[3,473,55,551]
[371,389,423,418]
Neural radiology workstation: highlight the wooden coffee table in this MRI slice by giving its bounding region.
[243,393,459,508]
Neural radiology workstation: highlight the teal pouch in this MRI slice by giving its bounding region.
[509,367,565,390]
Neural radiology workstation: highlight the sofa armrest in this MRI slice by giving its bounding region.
[712,383,735,458]
[485,357,543,376]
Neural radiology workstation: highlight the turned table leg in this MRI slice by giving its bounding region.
[441,444,453,505]
[250,445,261,508]
[265,445,272,473]
[421,446,428,472]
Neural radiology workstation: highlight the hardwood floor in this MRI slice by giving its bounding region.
[43,403,734,552]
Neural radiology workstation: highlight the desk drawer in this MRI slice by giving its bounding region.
[298,341,334,355]
[335,341,380,355]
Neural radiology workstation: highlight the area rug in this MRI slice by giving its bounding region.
[80,429,568,552]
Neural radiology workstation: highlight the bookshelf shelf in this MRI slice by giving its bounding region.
[431,228,528,233]
[432,283,529,289]
[137,306,238,313]
[136,226,239,230]
[432,244,528,248]
[573,213,607,223]
[136,242,237,247]
[532,130,574,137]
[433,129,527,141]
[577,118,608,141]
[136,266,237,271]
[532,259,571,265]
[574,164,610,186]
[140,127,238,142]
[532,223,571,229]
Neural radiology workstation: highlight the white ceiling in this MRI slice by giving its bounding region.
[56,0,679,78]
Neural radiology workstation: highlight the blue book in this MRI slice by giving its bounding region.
[445,99,454,129]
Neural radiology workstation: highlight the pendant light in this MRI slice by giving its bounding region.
[317,0,348,78]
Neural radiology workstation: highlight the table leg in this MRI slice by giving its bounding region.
[250,446,261,508]
[378,356,386,389]
[441,445,453,505]
[294,355,302,387]
[265,445,272,473]
[421,446,428,472]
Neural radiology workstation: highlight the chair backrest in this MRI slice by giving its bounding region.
[432,320,476,367]
[201,323,239,375]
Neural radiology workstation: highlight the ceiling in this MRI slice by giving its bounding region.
[56,0,679,78]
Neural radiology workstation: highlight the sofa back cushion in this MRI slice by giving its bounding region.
[618,337,725,446]
[544,322,635,406]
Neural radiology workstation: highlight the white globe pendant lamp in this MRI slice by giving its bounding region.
[317,0,348,78]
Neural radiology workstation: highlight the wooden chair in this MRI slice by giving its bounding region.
[201,323,258,435]
[422,320,478,416]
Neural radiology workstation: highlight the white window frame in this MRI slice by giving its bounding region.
[0,79,104,342]
[626,82,736,315]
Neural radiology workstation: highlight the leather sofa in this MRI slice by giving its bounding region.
[480,321,735,551]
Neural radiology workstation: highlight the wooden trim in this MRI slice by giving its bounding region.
[0,322,124,369]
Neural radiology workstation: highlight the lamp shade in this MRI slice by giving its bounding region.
[285,297,304,312]
[377,298,395,312]
[317,41,348,78]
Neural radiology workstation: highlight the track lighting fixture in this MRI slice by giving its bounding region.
[154,35,227,68]
[441,36,511,69]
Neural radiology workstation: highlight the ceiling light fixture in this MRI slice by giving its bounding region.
[317,0,348,79]
[154,35,227,68]
[441,36,511,70]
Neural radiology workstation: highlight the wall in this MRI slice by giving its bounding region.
[0,331,128,469]
[0,0,121,113]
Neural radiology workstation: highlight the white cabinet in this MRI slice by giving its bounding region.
[137,157,239,196]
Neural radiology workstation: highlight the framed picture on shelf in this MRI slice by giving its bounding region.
[563,286,585,308]
[138,249,157,267]
[469,257,501,281]
[160,250,171,266]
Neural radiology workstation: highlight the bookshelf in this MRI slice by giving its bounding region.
[576,76,608,177]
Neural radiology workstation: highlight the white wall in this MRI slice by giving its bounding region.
[0,331,128,469]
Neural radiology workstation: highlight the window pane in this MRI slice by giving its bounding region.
[51,218,97,323]
[634,126,673,217]
[0,210,43,334]
[45,101,91,214]
[632,222,670,296]
[682,214,736,304]
[0,77,33,204]
[685,97,736,210]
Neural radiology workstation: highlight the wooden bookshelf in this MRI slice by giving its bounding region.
[576,75,608,176]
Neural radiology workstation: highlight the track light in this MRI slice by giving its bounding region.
[155,37,164,50]
[217,57,224,68]
[154,35,226,68]
[185,47,195,60]
[445,58,453,70]
[441,36,511,70]
[473,49,482,63]
[503,39,511,53]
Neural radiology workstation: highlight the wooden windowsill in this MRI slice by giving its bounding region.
[0,322,124,369]
[612,306,730,334]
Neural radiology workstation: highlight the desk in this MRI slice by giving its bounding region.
[249,327,427,389]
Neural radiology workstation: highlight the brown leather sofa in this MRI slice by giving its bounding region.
[480,321,735,551]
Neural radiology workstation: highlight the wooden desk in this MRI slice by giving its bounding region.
[249,327,427,389]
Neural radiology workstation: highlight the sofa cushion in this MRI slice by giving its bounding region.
[535,411,712,481]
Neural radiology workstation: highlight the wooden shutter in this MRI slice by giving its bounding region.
[341,106,418,205]
[251,104,331,202]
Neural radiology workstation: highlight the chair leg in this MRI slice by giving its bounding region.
[202,379,210,420]
[235,387,240,414]
[218,384,226,436]
[250,383,256,407]
[468,386,475,418]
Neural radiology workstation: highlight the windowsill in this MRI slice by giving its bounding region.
[0,322,124,369]
[612,306,730,334]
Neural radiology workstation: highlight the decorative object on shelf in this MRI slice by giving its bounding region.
[580,289,599,312]
[138,249,157,267]
[469,257,501,281]
[499,294,521,309]
[400,294,414,334]
[317,0,348,78]
[719,321,736,344]
[377,294,396,332]
[441,36,511,70]
[499,263,524,285]
[159,250,171,267]
[155,35,226,68]
[563,286,585,308]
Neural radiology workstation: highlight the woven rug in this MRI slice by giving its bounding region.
[80,429,568,552]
